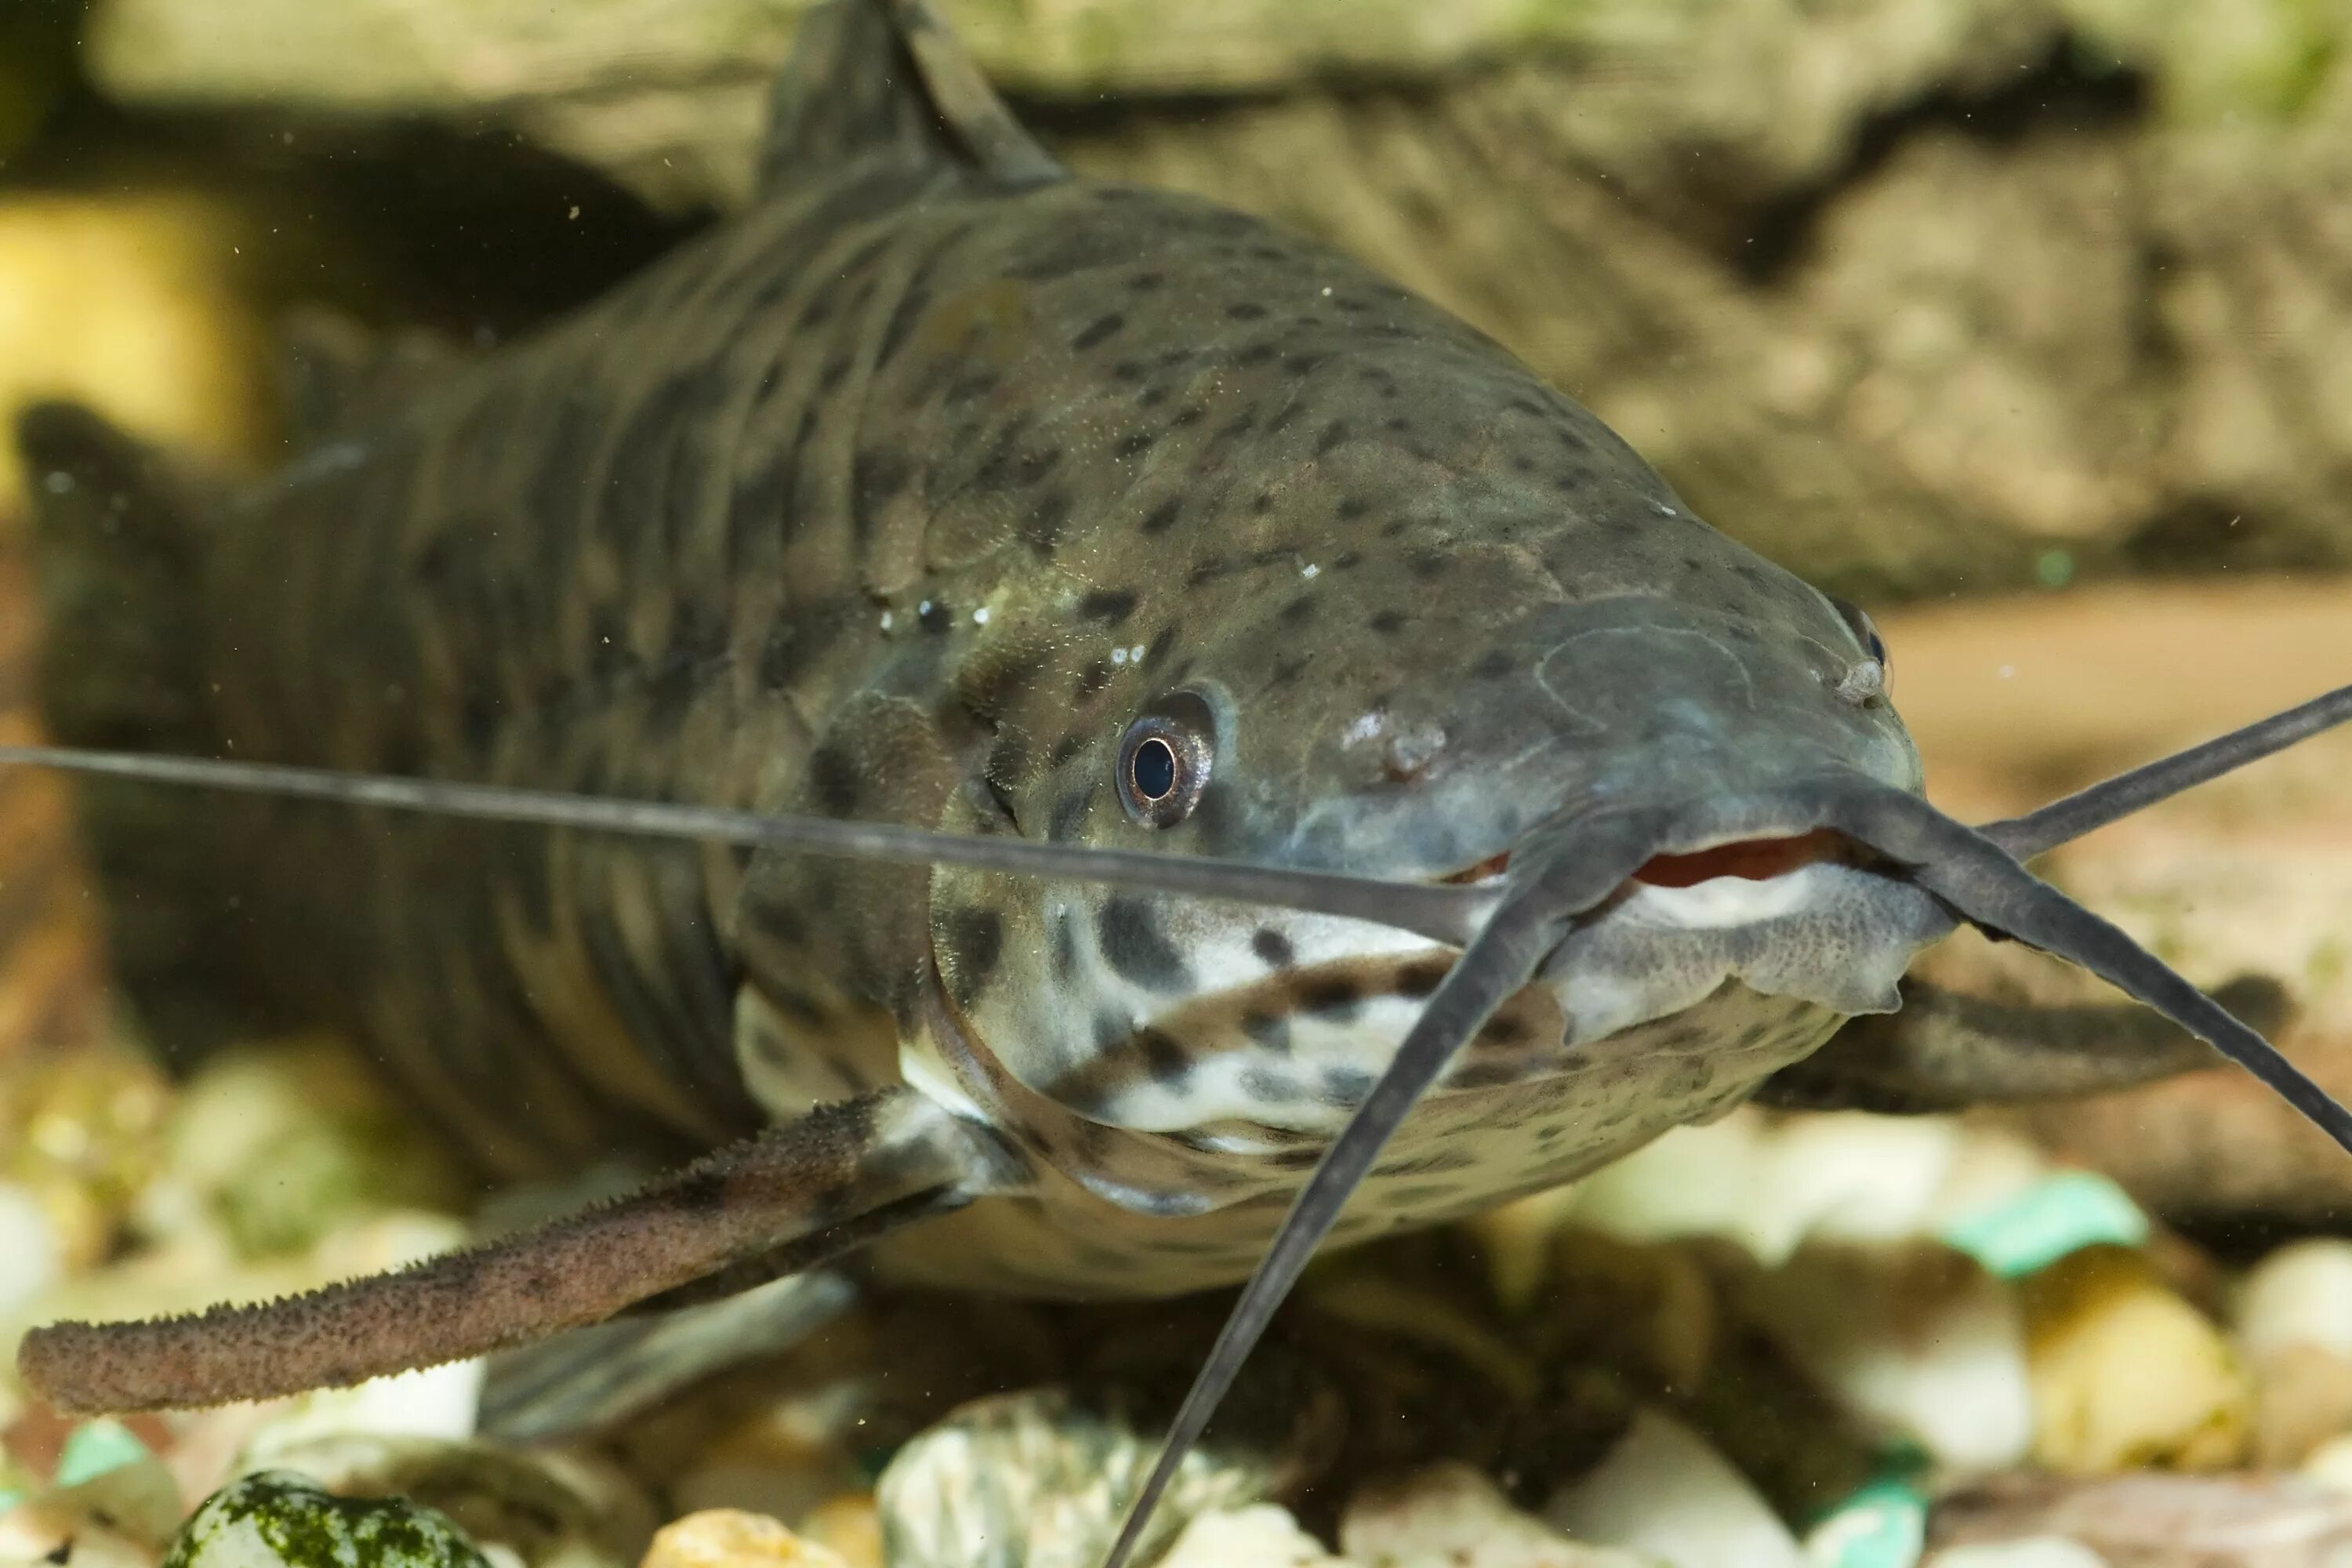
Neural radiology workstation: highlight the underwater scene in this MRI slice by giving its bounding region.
[4,1,2352,1565]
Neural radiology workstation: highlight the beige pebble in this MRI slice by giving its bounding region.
[2021,1245,2248,1472]
[795,1495,881,1568]
[1346,1463,1661,1566]
[1545,1409,1799,1568]
[1162,1504,1347,1566]
[639,1510,848,1568]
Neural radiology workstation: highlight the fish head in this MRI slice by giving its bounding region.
[916,186,1951,1183]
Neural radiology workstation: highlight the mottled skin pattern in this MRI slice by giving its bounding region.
[39,1,1926,1300]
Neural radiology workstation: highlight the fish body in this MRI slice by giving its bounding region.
[28,0,1979,1305]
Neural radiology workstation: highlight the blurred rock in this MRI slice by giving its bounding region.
[160,1470,490,1568]
[1344,1463,1664,1567]
[2231,1242,2352,1467]
[1162,1504,1344,1567]
[637,1509,847,1568]
[1929,1472,2352,1567]
[1738,1241,2032,1472]
[1544,1408,1801,1568]
[2020,1247,2249,1473]
[54,0,2352,596]
[0,192,274,516]
[0,1040,172,1273]
[139,1037,466,1260]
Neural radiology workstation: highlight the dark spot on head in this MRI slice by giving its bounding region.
[809,743,861,815]
[1240,1068,1302,1104]
[1097,897,1192,992]
[1297,975,1362,1021]
[1409,551,1447,580]
[946,369,1000,405]
[1079,589,1140,626]
[1319,1066,1374,1105]
[1049,731,1087,768]
[1171,405,1205,429]
[1226,302,1269,321]
[1241,1011,1291,1051]
[1051,909,1080,978]
[917,598,953,633]
[1116,430,1156,459]
[1139,496,1183,535]
[1279,594,1317,626]
[1127,270,1166,293]
[1472,648,1515,681]
[1138,1028,1192,1087]
[1022,489,1073,554]
[1251,927,1297,968]
[1051,782,1098,838]
[1335,495,1370,522]
[942,907,1004,1005]
[1268,655,1309,688]
[1478,1016,1529,1047]
[1076,659,1113,697]
[1235,342,1276,368]
[1282,354,1324,377]
[1396,957,1450,998]
[1071,313,1126,352]
[1314,419,1352,458]
[1370,608,1410,636]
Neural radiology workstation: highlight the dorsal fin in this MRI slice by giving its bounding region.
[758,0,1062,194]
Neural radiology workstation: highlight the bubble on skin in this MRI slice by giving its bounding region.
[880,610,895,630]
[1341,710,1385,748]
[973,605,993,625]
[1300,563,1320,579]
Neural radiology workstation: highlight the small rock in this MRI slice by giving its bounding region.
[637,1510,847,1568]
[1741,1241,2031,1472]
[1545,1408,1802,1568]
[162,1470,491,1568]
[794,1496,880,1568]
[1926,1543,2109,1568]
[1345,1462,1662,1566]
[1163,1504,1345,1567]
[1929,1472,2352,1566]
[0,1181,63,1317]
[2020,1246,2249,1473]
[874,1388,1286,1568]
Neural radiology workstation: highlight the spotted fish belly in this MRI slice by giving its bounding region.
[874,983,1840,1298]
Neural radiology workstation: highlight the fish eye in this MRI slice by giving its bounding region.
[1116,703,1214,828]
[1828,594,1889,673]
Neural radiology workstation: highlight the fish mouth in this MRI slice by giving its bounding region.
[1437,827,1868,892]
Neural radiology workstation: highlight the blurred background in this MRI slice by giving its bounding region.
[3,2,2352,1564]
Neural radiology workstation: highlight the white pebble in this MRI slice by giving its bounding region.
[1545,1409,1800,1568]
[1747,1243,2031,1472]
[1162,1504,1343,1566]
[0,1181,62,1316]
[2235,1239,2352,1365]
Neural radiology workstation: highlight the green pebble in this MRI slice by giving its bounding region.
[164,1472,492,1568]
[2034,548,2075,589]
[56,1418,155,1487]
[1805,1474,1926,1568]
[1937,1170,2149,1279]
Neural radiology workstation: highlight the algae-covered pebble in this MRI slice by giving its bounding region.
[637,1509,847,1568]
[875,1388,1283,1568]
[164,1471,491,1568]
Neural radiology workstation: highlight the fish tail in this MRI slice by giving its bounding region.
[16,400,257,1052]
